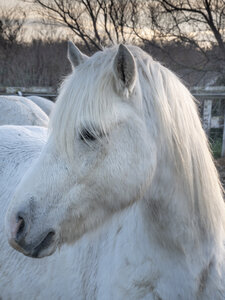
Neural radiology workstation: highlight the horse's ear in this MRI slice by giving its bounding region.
[113,44,136,94]
[67,41,88,68]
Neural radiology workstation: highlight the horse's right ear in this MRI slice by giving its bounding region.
[67,41,88,68]
[113,44,136,96]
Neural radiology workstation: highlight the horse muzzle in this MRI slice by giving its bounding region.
[7,212,57,258]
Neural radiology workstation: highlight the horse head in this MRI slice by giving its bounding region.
[5,43,157,258]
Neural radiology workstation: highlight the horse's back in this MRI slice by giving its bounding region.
[0,95,49,126]
[27,95,54,116]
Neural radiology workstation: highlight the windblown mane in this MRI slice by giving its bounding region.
[135,47,225,241]
[50,45,225,240]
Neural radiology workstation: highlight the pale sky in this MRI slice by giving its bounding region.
[0,0,23,7]
[0,0,64,41]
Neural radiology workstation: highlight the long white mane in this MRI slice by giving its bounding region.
[142,57,225,245]
[50,45,225,243]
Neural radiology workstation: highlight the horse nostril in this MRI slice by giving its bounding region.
[40,231,55,249]
[17,216,25,235]
[15,213,27,241]
[31,230,56,258]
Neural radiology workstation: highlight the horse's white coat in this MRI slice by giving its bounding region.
[1,44,225,299]
[0,95,49,126]
[27,95,54,116]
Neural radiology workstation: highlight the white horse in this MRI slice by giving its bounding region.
[27,95,55,116]
[0,95,49,127]
[1,42,225,299]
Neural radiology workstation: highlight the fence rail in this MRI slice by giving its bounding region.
[0,86,56,99]
[191,86,225,99]
[1,86,225,156]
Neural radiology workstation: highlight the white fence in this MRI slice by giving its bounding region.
[1,86,225,156]
[0,86,56,100]
[191,87,225,157]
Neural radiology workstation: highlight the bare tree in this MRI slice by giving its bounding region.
[0,6,26,47]
[19,0,225,84]
[0,5,27,84]
[28,0,98,50]
[151,0,225,59]
[126,0,225,83]
[26,0,135,51]
[99,0,135,43]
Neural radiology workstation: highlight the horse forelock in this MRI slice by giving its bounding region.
[50,44,225,239]
[50,46,123,156]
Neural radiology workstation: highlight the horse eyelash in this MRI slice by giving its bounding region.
[80,129,96,141]
[79,128,103,142]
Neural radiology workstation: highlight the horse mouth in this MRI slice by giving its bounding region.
[9,231,57,258]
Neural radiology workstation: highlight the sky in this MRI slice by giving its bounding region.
[1,0,24,7]
[0,0,216,44]
[0,0,67,41]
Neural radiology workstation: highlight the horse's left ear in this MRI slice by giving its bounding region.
[67,41,88,68]
[113,44,136,95]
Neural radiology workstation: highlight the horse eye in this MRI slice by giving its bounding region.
[80,129,96,141]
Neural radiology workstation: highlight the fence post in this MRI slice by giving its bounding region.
[202,99,212,136]
[221,112,225,157]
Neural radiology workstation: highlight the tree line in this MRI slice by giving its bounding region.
[32,0,225,68]
[0,0,224,86]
